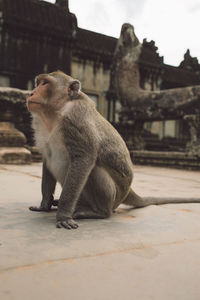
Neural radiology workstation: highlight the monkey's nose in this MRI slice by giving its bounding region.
[30,92,34,96]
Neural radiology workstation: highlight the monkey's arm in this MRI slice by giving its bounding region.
[56,153,96,229]
[29,162,56,212]
[56,121,97,229]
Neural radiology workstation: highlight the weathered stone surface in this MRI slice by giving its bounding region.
[0,122,31,164]
[131,150,200,170]
[119,86,200,122]
[0,87,33,147]
[0,164,200,300]
[0,147,31,164]
[110,23,200,118]
[109,23,200,156]
[0,122,26,147]
[26,146,42,162]
[0,87,29,105]
[185,114,200,156]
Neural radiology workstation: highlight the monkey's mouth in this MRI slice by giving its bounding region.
[27,100,41,105]
[26,100,42,112]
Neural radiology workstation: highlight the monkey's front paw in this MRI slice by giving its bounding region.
[56,218,79,229]
[52,200,59,206]
[29,206,51,212]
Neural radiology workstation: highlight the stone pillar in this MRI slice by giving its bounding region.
[117,109,146,150]
[185,114,200,156]
[0,122,31,164]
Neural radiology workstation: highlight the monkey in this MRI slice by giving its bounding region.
[27,71,200,230]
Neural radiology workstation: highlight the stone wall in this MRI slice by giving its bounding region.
[71,57,110,118]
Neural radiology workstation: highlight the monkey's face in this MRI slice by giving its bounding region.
[27,71,81,114]
[27,75,57,113]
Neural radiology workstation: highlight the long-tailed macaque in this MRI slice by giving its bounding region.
[27,71,200,229]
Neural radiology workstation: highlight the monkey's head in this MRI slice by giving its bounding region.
[27,71,81,113]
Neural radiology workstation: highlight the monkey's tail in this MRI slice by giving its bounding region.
[123,188,200,208]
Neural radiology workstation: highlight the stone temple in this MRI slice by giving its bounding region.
[0,0,199,168]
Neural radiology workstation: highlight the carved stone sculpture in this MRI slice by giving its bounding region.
[109,23,200,154]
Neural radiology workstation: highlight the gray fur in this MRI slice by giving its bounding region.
[29,72,139,229]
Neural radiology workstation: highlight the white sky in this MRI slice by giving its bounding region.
[46,0,200,67]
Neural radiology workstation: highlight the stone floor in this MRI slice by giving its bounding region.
[0,163,200,300]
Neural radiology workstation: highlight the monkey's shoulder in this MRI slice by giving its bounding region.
[62,97,95,116]
[60,100,98,132]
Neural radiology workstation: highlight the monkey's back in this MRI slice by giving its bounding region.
[92,106,133,182]
[61,95,133,183]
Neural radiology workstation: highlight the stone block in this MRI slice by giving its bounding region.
[0,122,26,147]
[0,122,31,164]
[0,147,31,164]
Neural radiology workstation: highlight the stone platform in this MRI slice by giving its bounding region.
[0,164,200,300]
[132,150,200,170]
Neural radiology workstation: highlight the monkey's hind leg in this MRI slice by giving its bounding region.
[73,204,110,219]
[74,166,116,219]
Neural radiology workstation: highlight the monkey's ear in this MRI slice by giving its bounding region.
[68,80,81,99]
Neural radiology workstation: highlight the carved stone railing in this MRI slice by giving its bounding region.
[117,86,200,154]
[111,107,200,169]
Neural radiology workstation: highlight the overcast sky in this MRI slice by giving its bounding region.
[46,0,200,67]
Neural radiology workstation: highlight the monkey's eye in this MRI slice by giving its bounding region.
[41,80,48,85]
